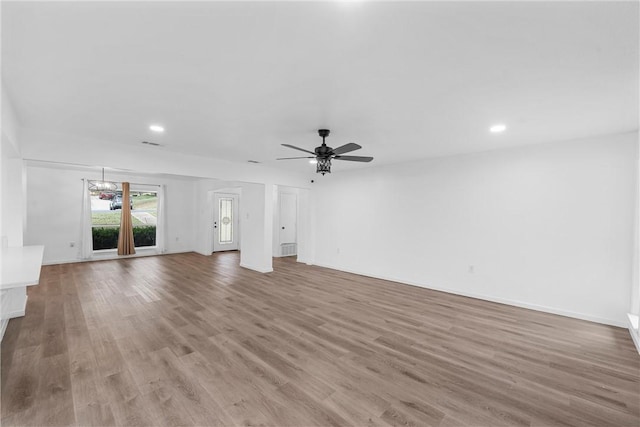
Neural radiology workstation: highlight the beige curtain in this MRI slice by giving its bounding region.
[117,182,136,255]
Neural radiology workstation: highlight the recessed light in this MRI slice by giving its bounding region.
[247,160,260,164]
[309,159,318,164]
[141,141,161,146]
[149,124,165,133]
[490,124,506,133]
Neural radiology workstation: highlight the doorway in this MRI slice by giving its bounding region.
[213,193,240,252]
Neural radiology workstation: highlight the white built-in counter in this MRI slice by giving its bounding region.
[1,245,44,340]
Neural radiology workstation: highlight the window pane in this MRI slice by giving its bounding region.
[219,198,233,244]
[131,191,158,248]
[90,189,120,250]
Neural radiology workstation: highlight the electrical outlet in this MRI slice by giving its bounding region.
[337,247,341,254]
[468,265,474,273]
[175,237,179,241]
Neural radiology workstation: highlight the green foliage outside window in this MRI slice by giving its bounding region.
[92,226,157,250]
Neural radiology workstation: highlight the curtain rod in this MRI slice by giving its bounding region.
[121,182,161,188]
[82,179,160,187]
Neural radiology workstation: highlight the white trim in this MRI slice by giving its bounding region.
[0,320,7,342]
[311,261,627,328]
[80,179,93,259]
[628,313,640,354]
[156,185,167,254]
[239,263,273,273]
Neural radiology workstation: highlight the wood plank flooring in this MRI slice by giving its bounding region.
[1,252,639,426]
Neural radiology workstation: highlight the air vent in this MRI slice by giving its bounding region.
[280,243,297,257]
[247,160,260,164]
[141,141,161,146]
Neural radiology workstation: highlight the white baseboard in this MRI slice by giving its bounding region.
[311,261,627,328]
[239,263,273,273]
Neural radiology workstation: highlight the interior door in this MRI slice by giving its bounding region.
[279,192,297,245]
[213,193,239,252]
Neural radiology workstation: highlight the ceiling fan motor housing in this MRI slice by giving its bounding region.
[316,129,332,157]
[315,145,333,157]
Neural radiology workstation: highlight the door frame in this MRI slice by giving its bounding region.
[211,190,241,253]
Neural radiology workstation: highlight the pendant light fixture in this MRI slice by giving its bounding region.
[88,168,118,192]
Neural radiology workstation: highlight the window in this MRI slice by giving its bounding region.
[90,187,158,250]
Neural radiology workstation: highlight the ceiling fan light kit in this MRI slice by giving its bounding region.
[316,158,332,175]
[278,129,373,175]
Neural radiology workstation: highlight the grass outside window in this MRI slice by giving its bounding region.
[92,212,145,226]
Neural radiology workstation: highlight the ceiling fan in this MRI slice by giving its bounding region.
[278,129,373,175]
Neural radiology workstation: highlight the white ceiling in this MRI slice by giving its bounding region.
[2,1,638,174]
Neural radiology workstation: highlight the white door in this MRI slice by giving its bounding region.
[279,193,297,245]
[213,194,239,252]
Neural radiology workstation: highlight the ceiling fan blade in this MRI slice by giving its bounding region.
[277,156,315,160]
[332,143,362,155]
[281,144,316,155]
[334,155,374,162]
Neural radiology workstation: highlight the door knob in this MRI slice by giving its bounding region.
[282,226,285,230]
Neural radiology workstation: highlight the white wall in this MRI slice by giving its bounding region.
[1,88,21,155]
[1,155,25,247]
[238,182,274,273]
[0,88,28,340]
[311,132,637,327]
[630,134,640,351]
[1,88,25,247]
[632,136,640,317]
[24,164,197,264]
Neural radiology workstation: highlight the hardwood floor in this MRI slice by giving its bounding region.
[1,252,639,426]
